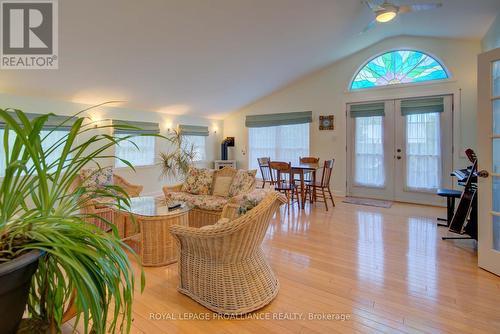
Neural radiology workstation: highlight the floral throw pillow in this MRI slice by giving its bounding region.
[80,167,113,190]
[228,169,257,197]
[181,167,214,195]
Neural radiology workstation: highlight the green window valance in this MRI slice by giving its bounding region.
[245,111,312,128]
[349,102,385,118]
[112,119,160,135]
[400,97,444,116]
[0,112,77,130]
[178,124,209,136]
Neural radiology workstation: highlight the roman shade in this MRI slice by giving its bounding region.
[0,112,77,130]
[400,97,444,116]
[178,125,209,136]
[245,111,312,128]
[112,120,160,134]
[349,102,385,118]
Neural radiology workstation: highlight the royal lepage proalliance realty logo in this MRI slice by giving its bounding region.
[1,0,58,69]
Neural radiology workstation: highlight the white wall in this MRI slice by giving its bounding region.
[223,36,481,196]
[482,14,500,52]
[0,93,223,195]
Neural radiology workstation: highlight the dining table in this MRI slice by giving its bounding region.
[291,162,320,209]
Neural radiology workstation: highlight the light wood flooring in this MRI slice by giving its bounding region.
[68,198,500,333]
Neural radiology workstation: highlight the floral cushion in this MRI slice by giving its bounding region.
[231,188,272,216]
[167,192,228,211]
[80,167,113,190]
[228,169,257,197]
[181,167,214,195]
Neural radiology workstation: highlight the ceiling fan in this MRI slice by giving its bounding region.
[362,1,443,33]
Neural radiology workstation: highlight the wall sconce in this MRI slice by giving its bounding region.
[212,124,219,134]
[164,120,173,132]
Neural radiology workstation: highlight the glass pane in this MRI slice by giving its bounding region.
[182,135,206,162]
[406,113,441,191]
[494,139,500,174]
[493,61,500,97]
[351,50,448,90]
[493,176,500,212]
[115,134,156,167]
[248,123,309,171]
[494,215,500,252]
[494,100,500,135]
[354,116,385,187]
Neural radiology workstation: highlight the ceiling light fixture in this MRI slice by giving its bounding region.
[375,9,397,22]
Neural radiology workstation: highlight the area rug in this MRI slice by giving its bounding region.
[342,197,393,208]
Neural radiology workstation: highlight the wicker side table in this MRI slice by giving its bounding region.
[114,197,190,267]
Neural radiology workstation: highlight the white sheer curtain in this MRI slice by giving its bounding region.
[182,135,206,162]
[248,123,309,172]
[354,116,385,187]
[115,134,156,167]
[406,113,441,191]
[0,129,70,177]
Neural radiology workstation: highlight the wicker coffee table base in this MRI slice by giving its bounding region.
[116,208,189,267]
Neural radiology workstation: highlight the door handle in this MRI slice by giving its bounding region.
[396,149,401,153]
[477,170,489,178]
[396,156,401,160]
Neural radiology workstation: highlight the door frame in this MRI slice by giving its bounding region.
[393,95,454,206]
[346,90,457,205]
[346,100,395,201]
[477,47,500,275]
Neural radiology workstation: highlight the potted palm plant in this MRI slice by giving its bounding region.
[0,107,146,334]
[159,129,196,180]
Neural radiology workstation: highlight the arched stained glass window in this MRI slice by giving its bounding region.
[350,50,449,91]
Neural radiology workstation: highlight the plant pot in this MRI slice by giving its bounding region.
[0,250,42,334]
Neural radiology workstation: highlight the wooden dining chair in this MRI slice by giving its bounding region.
[269,161,299,206]
[306,159,335,210]
[257,157,274,188]
[299,157,320,164]
[295,156,320,188]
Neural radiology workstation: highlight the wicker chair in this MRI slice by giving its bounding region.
[169,191,286,315]
[77,173,143,236]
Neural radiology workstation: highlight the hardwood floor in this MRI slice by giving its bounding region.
[70,199,500,333]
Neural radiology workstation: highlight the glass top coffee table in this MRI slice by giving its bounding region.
[114,196,190,267]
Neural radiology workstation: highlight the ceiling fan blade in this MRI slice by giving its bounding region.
[399,3,442,13]
[360,19,377,34]
[364,0,383,12]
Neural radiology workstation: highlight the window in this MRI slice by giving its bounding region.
[0,129,70,177]
[354,116,385,187]
[248,123,309,171]
[182,135,206,162]
[351,50,448,91]
[115,134,156,167]
[405,112,441,191]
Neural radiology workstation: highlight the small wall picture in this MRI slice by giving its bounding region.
[319,115,334,130]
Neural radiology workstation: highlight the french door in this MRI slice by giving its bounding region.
[477,47,500,276]
[347,95,453,205]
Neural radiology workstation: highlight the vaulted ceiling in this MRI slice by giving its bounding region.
[1,0,498,118]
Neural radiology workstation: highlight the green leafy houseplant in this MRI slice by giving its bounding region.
[159,129,196,180]
[0,107,147,333]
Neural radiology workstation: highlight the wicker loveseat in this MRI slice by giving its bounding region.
[169,191,286,315]
[163,166,257,228]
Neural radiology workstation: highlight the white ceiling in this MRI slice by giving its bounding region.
[1,0,498,118]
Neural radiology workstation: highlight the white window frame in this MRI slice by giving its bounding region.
[114,134,157,168]
[248,123,310,172]
[0,129,71,177]
[182,135,207,162]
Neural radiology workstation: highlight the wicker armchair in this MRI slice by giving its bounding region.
[169,191,286,315]
[78,173,143,235]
